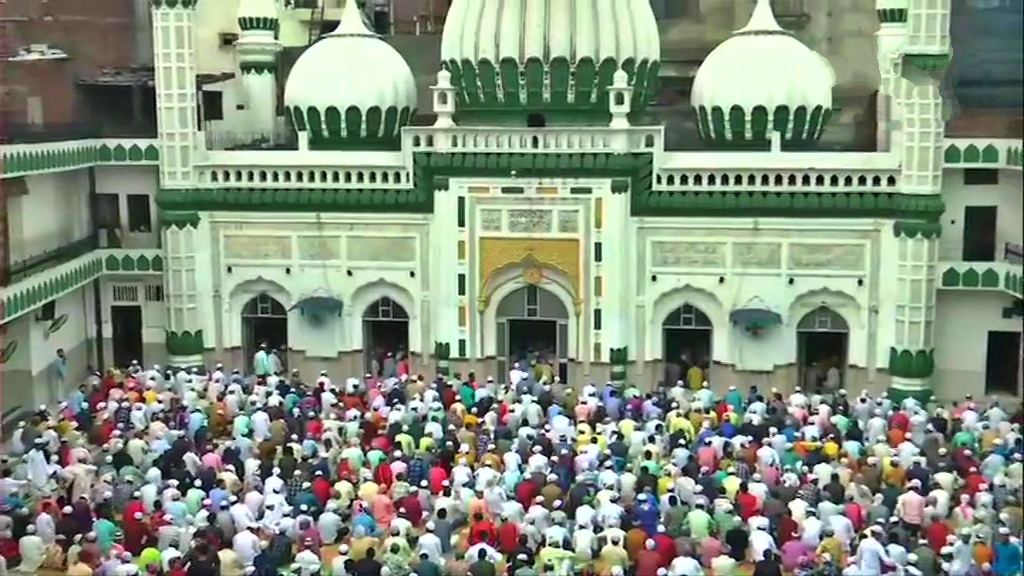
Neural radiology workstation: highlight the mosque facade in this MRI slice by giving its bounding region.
[0,0,1021,417]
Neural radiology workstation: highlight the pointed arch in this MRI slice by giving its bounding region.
[349,279,415,320]
[648,284,727,362]
[787,288,860,328]
[228,276,293,314]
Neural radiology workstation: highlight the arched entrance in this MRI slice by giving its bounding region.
[242,293,288,373]
[362,297,409,377]
[496,285,569,384]
[797,306,849,393]
[662,304,713,386]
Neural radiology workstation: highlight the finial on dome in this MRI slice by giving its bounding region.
[332,0,373,36]
[737,0,784,34]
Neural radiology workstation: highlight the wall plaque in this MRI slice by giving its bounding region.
[296,236,341,261]
[732,242,782,269]
[223,235,292,260]
[480,209,503,232]
[651,241,726,269]
[788,243,866,270]
[557,211,579,233]
[346,236,416,262]
[507,209,553,234]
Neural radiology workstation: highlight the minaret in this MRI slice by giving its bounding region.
[236,0,281,138]
[151,0,206,369]
[150,0,199,187]
[875,0,909,152]
[886,0,950,404]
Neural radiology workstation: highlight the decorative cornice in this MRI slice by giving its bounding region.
[238,16,277,31]
[892,220,941,239]
[156,187,433,213]
[904,53,951,72]
[876,8,908,23]
[239,62,276,75]
[888,348,934,379]
[150,0,199,9]
[633,190,945,220]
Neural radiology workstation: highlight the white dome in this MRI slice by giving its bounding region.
[439,0,661,125]
[284,0,416,147]
[691,0,835,145]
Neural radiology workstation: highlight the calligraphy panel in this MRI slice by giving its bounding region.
[651,241,726,269]
[346,236,416,262]
[223,235,292,260]
[732,242,782,269]
[507,209,553,234]
[296,236,341,261]
[788,243,866,270]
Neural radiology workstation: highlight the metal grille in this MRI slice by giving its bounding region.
[797,306,849,332]
[663,305,712,328]
[363,297,409,320]
[145,285,164,302]
[112,285,139,303]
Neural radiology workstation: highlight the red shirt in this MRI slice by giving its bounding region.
[926,521,952,553]
[428,466,448,494]
[468,519,498,547]
[497,522,520,554]
[777,517,799,546]
[653,533,675,567]
[311,477,331,505]
[516,479,540,509]
[889,411,910,432]
[398,494,424,527]
[964,473,985,496]
[635,550,661,576]
[306,421,323,440]
[736,492,760,521]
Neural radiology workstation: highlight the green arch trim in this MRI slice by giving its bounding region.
[149,0,199,8]
[240,62,276,75]
[238,16,278,31]
[442,56,660,126]
[291,105,413,151]
[694,104,832,148]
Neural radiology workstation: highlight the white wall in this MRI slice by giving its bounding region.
[29,285,95,376]
[195,0,242,76]
[94,166,161,247]
[938,169,1023,261]
[8,170,92,261]
[933,291,1022,399]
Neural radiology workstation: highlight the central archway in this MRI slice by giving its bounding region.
[496,285,569,384]
[362,297,409,377]
[662,304,713,387]
[797,306,849,393]
[242,293,288,374]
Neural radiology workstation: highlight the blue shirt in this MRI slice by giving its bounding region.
[993,541,1022,576]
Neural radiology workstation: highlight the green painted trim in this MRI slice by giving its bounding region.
[159,210,201,229]
[610,179,630,194]
[1,257,104,323]
[156,187,433,213]
[238,16,277,31]
[166,330,205,356]
[940,266,1023,296]
[892,220,941,239]
[633,190,945,219]
[0,340,19,364]
[1006,146,1024,168]
[876,8,908,22]
[290,105,413,151]
[1,142,158,178]
[886,385,933,406]
[943,143,1000,165]
[695,105,832,147]
[904,54,951,72]
[240,62,276,75]
[150,0,199,8]
[443,56,660,126]
[888,348,935,378]
[103,253,165,273]
[609,346,629,386]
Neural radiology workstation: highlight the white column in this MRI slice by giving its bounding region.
[602,182,632,386]
[888,0,950,402]
[151,0,199,187]
[428,181,462,359]
[236,11,281,138]
[874,0,909,152]
[163,223,204,366]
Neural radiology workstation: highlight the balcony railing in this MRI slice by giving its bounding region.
[1005,242,1024,265]
[0,122,158,145]
[204,130,299,151]
[4,233,99,286]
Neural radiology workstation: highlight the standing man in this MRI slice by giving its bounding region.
[253,343,272,378]
[50,349,68,405]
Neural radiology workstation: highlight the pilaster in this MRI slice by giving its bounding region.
[875,0,909,152]
[163,221,204,367]
[150,0,199,187]
[889,223,940,402]
[236,0,281,137]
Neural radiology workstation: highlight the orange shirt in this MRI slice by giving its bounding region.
[973,543,994,567]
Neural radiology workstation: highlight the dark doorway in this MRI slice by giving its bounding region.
[242,294,288,373]
[662,304,713,385]
[796,306,849,393]
[111,305,143,369]
[986,330,1021,395]
[526,113,546,128]
[496,285,570,384]
[363,297,409,376]
[962,205,997,261]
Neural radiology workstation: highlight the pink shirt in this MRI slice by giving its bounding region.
[898,491,927,525]
[697,446,718,471]
[201,452,223,471]
[780,540,813,571]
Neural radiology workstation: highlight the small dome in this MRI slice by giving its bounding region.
[284,0,416,150]
[440,0,660,125]
[691,0,835,147]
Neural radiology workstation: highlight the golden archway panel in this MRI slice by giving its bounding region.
[478,238,581,311]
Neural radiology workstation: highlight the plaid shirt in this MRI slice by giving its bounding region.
[734,461,751,482]
[286,477,305,502]
[406,457,426,486]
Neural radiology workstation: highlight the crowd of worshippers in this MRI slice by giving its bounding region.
[0,362,1021,576]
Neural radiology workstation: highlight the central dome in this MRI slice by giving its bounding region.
[440,0,661,125]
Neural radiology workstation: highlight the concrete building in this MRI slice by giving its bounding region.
[0,0,1021,425]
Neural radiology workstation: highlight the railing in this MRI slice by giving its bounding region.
[0,122,158,145]
[204,130,299,151]
[4,233,98,286]
[1005,242,1024,265]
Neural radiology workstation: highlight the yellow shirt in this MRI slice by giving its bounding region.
[687,366,704,390]
[618,419,636,442]
[823,441,841,460]
[657,476,674,497]
[722,475,742,500]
